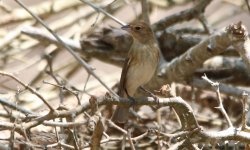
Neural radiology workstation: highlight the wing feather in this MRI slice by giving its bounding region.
[118,57,132,97]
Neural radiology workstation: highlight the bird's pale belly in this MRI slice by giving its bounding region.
[125,60,156,96]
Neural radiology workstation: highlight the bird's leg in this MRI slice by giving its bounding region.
[125,88,136,107]
[127,95,136,107]
[139,86,159,105]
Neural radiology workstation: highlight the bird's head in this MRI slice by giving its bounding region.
[121,21,154,44]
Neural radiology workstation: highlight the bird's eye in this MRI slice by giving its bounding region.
[135,26,141,31]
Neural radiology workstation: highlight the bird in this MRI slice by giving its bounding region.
[112,21,160,123]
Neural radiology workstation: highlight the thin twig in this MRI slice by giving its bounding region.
[14,0,118,97]
[79,0,126,26]
[43,80,81,105]
[198,13,211,34]
[241,91,250,130]
[0,98,34,115]
[91,117,104,150]
[245,0,250,14]
[107,119,127,134]
[202,75,233,128]
[127,129,136,150]
[45,54,65,104]
[141,0,150,25]
[0,71,55,111]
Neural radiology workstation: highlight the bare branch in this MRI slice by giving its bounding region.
[157,22,248,84]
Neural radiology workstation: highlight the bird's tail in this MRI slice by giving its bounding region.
[111,107,129,123]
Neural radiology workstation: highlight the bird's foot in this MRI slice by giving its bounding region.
[127,95,136,107]
[140,86,160,107]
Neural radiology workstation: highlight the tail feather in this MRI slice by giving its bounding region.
[112,107,129,123]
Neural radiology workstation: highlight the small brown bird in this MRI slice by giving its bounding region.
[112,21,160,123]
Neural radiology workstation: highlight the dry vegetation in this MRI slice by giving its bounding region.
[0,0,250,149]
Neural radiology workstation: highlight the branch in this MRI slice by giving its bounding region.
[158,22,249,84]
[102,95,199,130]
[152,0,213,31]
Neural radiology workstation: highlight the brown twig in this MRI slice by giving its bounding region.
[245,0,250,14]
[91,117,104,150]
[141,0,150,25]
[198,13,211,34]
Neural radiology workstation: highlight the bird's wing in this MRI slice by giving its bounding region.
[118,57,131,97]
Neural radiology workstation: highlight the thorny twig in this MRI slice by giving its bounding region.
[0,71,55,112]
[202,74,233,128]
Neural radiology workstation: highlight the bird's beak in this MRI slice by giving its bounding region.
[121,24,131,30]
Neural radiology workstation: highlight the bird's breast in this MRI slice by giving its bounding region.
[125,42,159,96]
